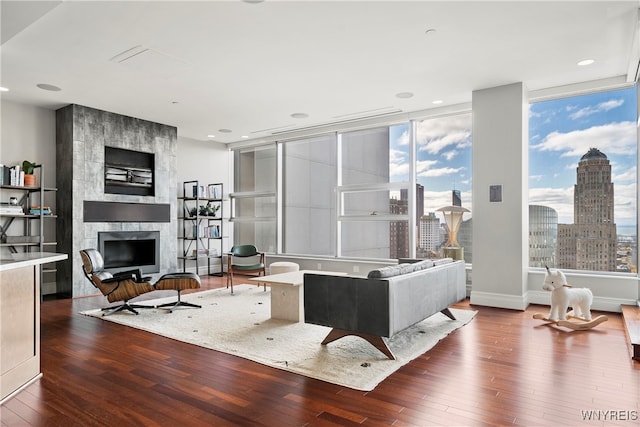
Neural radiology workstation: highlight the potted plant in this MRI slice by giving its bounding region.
[22,161,37,186]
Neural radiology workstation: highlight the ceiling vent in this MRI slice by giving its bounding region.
[109,45,190,79]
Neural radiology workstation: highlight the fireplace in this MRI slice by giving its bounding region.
[98,231,160,274]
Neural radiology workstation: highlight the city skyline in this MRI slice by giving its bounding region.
[389,86,636,235]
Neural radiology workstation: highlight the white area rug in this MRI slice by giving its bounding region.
[81,284,476,391]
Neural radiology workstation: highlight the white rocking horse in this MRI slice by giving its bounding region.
[533,266,607,330]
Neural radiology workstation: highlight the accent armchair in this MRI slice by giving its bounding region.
[226,244,266,293]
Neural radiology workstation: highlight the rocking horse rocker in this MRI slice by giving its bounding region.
[533,266,608,330]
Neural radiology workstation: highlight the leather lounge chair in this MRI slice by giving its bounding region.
[80,248,202,315]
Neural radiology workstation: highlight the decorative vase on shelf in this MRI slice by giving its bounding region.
[24,174,36,187]
[22,161,37,187]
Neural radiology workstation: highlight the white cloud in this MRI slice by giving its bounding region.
[613,166,637,183]
[389,162,409,178]
[416,159,438,175]
[612,182,637,225]
[529,186,574,223]
[397,128,410,146]
[416,114,472,155]
[531,121,636,157]
[569,99,624,120]
[442,150,458,161]
[418,166,465,178]
[389,148,407,163]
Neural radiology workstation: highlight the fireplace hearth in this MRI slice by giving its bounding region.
[98,231,160,274]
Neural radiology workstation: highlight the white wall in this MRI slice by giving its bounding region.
[176,136,230,275]
[1,100,57,292]
[0,100,56,187]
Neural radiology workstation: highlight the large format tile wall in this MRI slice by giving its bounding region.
[56,104,178,297]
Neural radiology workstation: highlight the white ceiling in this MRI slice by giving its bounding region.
[1,1,639,144]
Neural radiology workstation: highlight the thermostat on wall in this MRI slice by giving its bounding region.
[490,185,502,202]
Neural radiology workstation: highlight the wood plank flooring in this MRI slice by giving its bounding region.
[1,275,639,426]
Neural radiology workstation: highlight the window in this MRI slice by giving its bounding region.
[529,86,637,273]
[230,145,277,253]
[282,135,337,256]
[338,125,411,259]
[414,113,473,262]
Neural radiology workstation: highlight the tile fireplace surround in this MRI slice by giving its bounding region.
[56,104,178,298]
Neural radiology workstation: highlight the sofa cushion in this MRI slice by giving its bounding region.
[411,259,435,270]
[368,264,411,279]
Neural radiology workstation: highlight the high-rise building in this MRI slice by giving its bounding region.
[529,205,558,268]
[400,183,424,222]
[390,196,409,258]
[557,148,617,271]
[419,212,441,254]
[393,184,425,258]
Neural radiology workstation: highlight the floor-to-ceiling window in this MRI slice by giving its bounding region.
[231,114,475,262]
[338,125,411,259]
[230,145,277,253]
[529,85,637,273]
[282,134,337,256]
[414,113,473,262]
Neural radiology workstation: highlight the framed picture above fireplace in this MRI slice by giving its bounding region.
[104,146,155,196]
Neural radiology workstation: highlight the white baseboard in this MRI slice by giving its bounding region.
[469,291,528,311]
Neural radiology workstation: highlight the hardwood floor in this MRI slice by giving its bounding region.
[1,275,639,426]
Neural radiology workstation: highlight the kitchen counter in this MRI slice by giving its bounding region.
[0,251,68,404]
[0,251,67,272]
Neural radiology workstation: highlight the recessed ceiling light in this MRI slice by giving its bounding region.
[425,29,436,35]
[36,83,61,91]
[577,59,595,66]
[432,100,444,105]
[241,135,249,139]
[290,113,309,119]
[219,129,232,133]
[207,134,216,138]
[395,92,414,99]
[0,87,8,92]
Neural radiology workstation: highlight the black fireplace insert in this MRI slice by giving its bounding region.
[98,231,160,274]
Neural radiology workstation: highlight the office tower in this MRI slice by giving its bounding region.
[557,148,617,271]
[419,212,441,254]
[390,196,409,258]
[452,190,461,207]
[529,205,558,268]
[400,183,424,222]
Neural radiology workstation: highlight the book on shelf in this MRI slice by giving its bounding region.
[192,185,206,198]
[29,205,52,215]
[191,248,219,257]
[191,225,221,238]
[207,184,221,200]
[0,205,25,215]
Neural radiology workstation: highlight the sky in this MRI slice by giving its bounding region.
[389,85,637,234]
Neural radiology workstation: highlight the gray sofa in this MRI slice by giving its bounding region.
[303,259,466,359]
